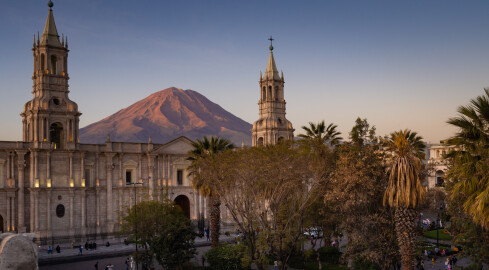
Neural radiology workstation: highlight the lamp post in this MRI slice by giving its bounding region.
[127,181,143,270]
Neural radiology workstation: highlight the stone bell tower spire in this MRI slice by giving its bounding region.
[251,37,294,146]
[22,0,81,150]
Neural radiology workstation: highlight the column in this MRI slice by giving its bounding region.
[69,189,74,237]
[193,191,198,220]
[16,150,26,232]
[96,188,101,233]
[46,151,51,184]
[81,189,86,239]
[148,154,154,200]
[34,190,39,231]
[46,190,51,238]
[6,197,10,231]
[105,154,114,233]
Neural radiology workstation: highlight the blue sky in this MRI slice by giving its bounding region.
[1,0,489,143]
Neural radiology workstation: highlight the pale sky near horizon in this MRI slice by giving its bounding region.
[1,0,489,143]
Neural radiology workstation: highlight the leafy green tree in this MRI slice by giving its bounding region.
[192,141,321,270]
[382,129,425,270]
[326,120,398,270]
[205,243,251,270]
[120,200,196,270]
[349,117,377,146]
[446,88,489,230]
[187,136,234,247]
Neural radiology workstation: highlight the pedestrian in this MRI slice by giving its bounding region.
[93,242,97,250]
[205,228,210,241]
[106,241,110,247]
[47,246,52,254]
[94,261,99,270]
[55,245,61,253]
[78,245,83,256]
[125,257,129,270]
[106,263,114,270]
[85,241,89,250]
[274,260,278,270]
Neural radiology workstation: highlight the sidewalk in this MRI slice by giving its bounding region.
[38,235,234,266]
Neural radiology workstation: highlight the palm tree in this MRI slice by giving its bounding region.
[382,129,425,270]
[446,88,489,230]
[188,136,234,247]
[298,121,342,146]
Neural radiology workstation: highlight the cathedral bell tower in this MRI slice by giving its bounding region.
[251,38,294,146]
[22,0,81,150]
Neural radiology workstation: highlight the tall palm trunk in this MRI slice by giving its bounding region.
[394,207,417,270]
[209,195,221,247]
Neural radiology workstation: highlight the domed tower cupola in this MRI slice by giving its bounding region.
[22,0,81,150]
[251,37,294,146]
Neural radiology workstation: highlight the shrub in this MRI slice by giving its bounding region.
[318,246,341,264]
[205,243,251,270]
[352,259,381,270]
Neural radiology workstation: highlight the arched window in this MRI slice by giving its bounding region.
[274,86,279,100]
[262,87,266,100]
[50,55,57,74]
[41,54,45,71]
[435,170,444,187]
[268,86,272,100]
[258,137,264,146]
[50,122,63,150]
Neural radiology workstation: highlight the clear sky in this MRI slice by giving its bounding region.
[1,0,489,143]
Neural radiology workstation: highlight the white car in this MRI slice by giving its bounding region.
[304,228,323,239]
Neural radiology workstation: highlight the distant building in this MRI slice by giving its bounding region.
[426,143,458,189]
[0,2,211,244]
[251,40,294,146]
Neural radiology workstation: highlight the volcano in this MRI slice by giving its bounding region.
[79,87,252,145]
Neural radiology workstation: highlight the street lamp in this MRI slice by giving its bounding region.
[127,181,143,270]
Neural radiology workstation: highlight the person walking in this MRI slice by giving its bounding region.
[55,245,61,253]
[94,261,99,270]
[47,246,52,254]
[205,227,210,241]
[273,260,278,270]
[125,257,129,270]
[78,245,83,256]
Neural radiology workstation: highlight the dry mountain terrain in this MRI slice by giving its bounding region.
[79,87,252,145]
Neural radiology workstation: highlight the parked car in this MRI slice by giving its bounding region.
[304,228,323,239]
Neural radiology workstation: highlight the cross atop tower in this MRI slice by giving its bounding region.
[268,36,274,51]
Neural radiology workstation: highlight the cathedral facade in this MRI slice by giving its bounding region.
[0,2,210,244]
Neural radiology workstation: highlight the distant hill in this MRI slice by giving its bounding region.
[79,87,252,145]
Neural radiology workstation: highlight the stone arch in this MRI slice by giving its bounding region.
[257,137,264,146]
[49,122,63,150]
[174,195,190,219]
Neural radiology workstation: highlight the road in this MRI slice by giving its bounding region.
[40,245,212,270]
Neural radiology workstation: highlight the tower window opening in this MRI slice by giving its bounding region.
[50,55,57,74]
[268,86,272,100]
[275,86,279,100]
[49,122,63,150]
[262,87,266,101]
[41,54,45,71]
